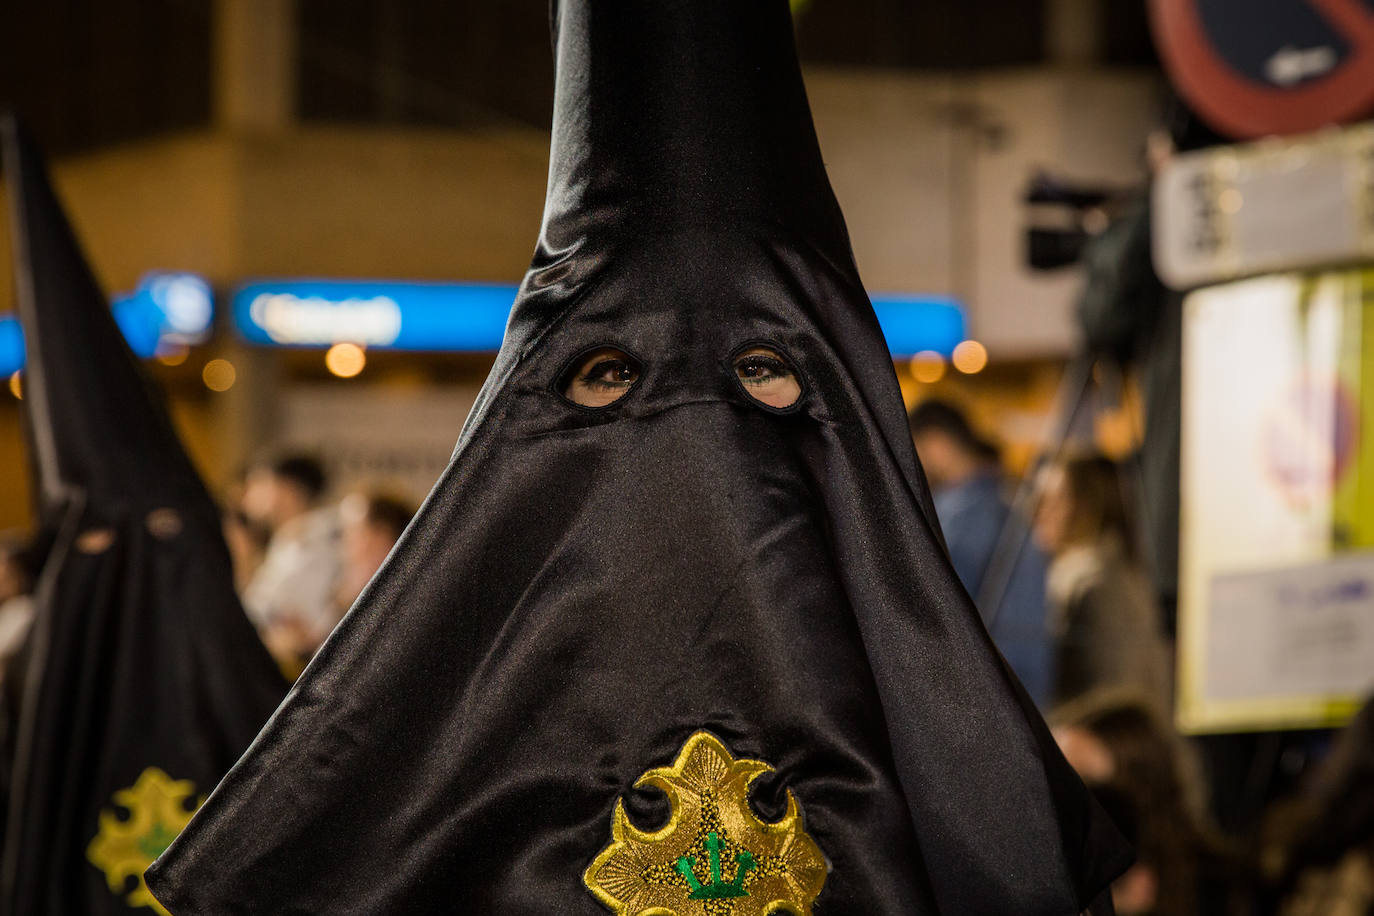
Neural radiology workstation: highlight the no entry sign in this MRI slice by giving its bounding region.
[1150,0,1374,138]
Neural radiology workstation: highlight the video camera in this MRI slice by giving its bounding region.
[1024,172,1132,271]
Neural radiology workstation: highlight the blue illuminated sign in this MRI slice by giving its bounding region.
[0,272,214,376]
[869,293,965,358]
[0,320,20,378]
[233,280,513,352]
[233,280,966,358]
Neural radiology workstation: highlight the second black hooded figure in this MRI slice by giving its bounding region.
[148,1,1131,913]
[1,116,288,914]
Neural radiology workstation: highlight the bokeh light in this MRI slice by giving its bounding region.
[910,350,946,384]
[202,358,237,392]
[325,343,367,378]
[951,340,989,375]
[8,371,21,400]
[157,344,190,366]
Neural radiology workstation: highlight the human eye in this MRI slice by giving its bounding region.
[561,347,642,408]
[583,358,637,390]
[732,346,801,410]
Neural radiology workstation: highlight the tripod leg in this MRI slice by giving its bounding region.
[976,353,1098,629]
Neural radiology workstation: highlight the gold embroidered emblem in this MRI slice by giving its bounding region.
[87,767,200,915]
[584,731,827,916]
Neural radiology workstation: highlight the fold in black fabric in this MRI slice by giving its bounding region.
[148,2,1131,912]
[0,115,288,914]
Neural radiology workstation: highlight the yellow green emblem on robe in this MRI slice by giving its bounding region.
[87,768,200,915]
[585,731,827,915]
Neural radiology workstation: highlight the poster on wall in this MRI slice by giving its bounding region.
[1179,269,1374,732]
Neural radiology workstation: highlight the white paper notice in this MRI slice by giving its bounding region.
[1206,552,1374,703]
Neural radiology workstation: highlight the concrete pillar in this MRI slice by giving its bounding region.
[1045,0,1103,67]
[214,0,298,132]
[212,0,297,471]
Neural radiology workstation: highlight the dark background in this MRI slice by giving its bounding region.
[1,0,1158,155]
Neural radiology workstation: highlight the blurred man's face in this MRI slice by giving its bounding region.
[1032,466,1073,554]
[0,552,26,603]
[911,430,959,489]
[337,496,402,605]
[242,470,307,531]
[241,469,282,529]
[343,519,395,580]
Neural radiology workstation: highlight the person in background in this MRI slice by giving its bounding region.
[1033,452,1170,711]
[221,471,272,595]
[1053,690,1247,916]
[1081,96,1329,839]
[0,532,41,816]
[223,506,271,596]
[0,535,37,682]
[909,398,1053,707]
[335,491,415,613]
[240,453,341,676]
[1259,696,1374,916]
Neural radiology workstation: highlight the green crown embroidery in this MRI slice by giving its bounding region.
[136,822,178,860]
[675,832,756,900]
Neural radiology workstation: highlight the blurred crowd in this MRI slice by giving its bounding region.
[0,455,414,688]
[910,394,1374,916]
[0,410,1367,915]
[0,409,1368,913]
[220,454,415,679]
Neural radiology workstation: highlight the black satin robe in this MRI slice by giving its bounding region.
[147,1,1130,912]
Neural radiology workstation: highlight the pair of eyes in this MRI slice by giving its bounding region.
[72,508,184,554]
[562,346,803,410]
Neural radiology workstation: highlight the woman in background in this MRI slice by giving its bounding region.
[1054,690,1248,916]
[1034,452,1171,710]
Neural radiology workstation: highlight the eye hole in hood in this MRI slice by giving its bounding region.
[560,346,643,409]
[732,344,803,412]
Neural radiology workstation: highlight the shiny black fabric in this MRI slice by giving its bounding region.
[0,116,288,913]
[148,2,1131,913]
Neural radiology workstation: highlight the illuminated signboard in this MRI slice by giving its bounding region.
[870,292,966,358]
[0,272,214,376]
[232,280,966,358]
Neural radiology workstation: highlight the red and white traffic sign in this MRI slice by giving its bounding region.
[1150,0,1374,138]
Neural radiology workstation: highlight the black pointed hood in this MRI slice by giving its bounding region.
[2,114,201,518]
[0,116,288,914]
[148,3,1130,913]
[537,0,854,277]
[503,0,935,539]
